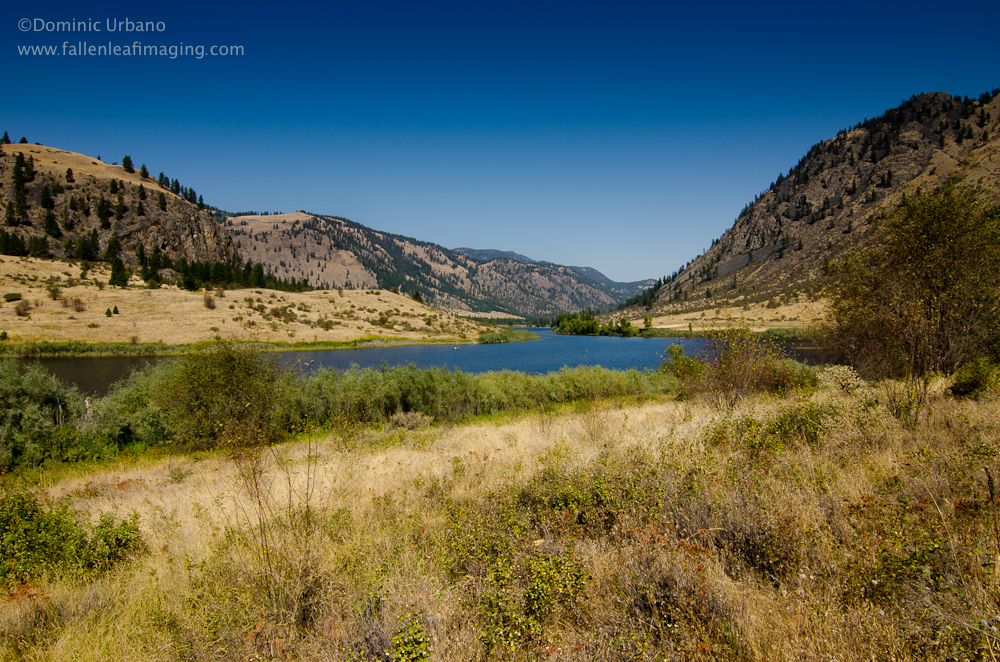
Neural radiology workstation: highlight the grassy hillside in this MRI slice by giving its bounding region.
[0,143,234,266]
[0,255,490,348]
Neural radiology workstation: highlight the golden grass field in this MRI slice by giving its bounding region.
[3,373,998,660]
[0,256,490,346]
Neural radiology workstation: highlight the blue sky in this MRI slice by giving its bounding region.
[5,0,999,282]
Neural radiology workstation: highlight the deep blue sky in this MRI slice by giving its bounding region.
[5,1,999,282]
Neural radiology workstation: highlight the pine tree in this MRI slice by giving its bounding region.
[96,196,111,228]
[122,155,134,173]
[103,232,121,262]
[137,184,147,200]
[39,184,54,210]
[43,210,61,238]
[109,179,118,195]
[4,202,15,227]
[158,192,166,211]
[139,164,149,178]
[0,132,10,145]
[109,258,129,288]
[136,201,145,216]
[65,167,74,183]
[114,195,126,220]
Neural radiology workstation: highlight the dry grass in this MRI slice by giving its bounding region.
[0,256,489,345]
[4,379,1000,660]
[641,297,827,333]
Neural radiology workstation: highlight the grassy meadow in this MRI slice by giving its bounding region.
[2,346,999,660]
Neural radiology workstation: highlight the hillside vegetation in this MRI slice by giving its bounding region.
[615,89,1000,321]
[227,213,654,317]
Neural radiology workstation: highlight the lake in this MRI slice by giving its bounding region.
[21,330,819,396]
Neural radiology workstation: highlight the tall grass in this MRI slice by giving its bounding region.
[3,369,998,660]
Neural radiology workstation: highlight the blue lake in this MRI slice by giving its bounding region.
[23,330,818,396]
[25,330,699,395]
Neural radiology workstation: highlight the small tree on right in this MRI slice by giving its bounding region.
[826,181,1000,380]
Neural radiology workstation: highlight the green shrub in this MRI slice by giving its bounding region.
[0,359,87,470]
[668,326,814,402]
[950,358,1000,398]
[0,490,143,587]
[154,343,282,451]
[3,293,21,303]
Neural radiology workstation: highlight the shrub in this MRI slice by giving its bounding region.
[950,358,1000,398]
[154,343,283,451]
[826,183,1000,379]
[203,293,216,309]
[3,293,21,302]
[0,359,87,469]
[14,300,31,317]
[669,326,813,403]
[0,491,144,587]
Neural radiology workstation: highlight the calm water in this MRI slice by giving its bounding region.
[24,330,696,395]
[22,330,819,396]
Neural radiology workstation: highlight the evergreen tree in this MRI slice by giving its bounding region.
[122,155,134,173]
[4,202,15,227]
[14,188,27,224]
[136,201,145,216]
[96,195,112,229]
[65,167,74,183]
[157,192,166,211]
[114,194,126,220]
[103,232,121,261]
[42,210,61,238]
[0,132,9,145]
[12,153,25,188]
[27,236,49,258]
[109,179,118,195]
[39,184,54,210]
[109,257,129,288]
[137,184,147,200]
[139,164,149,178]
[18,137,27,144]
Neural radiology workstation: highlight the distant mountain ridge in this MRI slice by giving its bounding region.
[615,88,1000,317]
[227,213,655,317]
[452,247,534,264]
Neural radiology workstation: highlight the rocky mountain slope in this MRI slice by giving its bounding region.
[0,143,234,267]
[620,88,1000,318]
[227,213,654,317]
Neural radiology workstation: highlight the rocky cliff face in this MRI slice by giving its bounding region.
[633,89,1000,314]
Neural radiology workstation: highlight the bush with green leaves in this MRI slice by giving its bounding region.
[949,358,1000,398]
[154,343,283,451]
[827,182,1000,379]
[0,359,86,470]
[664,327,814,402]
[0,490,144,587]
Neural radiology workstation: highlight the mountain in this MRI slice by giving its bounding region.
[618,88,1000,317]
[452,247,534,264]
[0,143,235,266]
[226,213,655,317]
